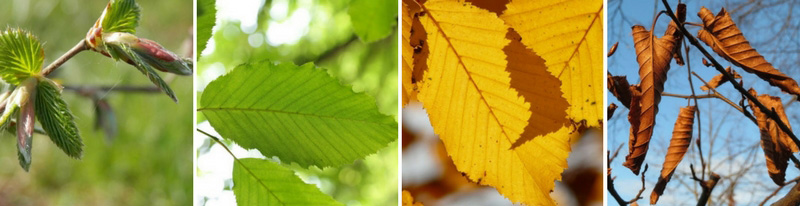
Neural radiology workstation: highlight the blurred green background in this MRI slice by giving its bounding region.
[195,0,398,205]
[0,0,193,205]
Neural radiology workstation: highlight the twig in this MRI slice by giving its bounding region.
[690,72,758,123]
[40,40,88,77]
[662,92,752,123]
[608,143,628,205]
[64,85,161,96]
[761,176,800,205]
[690,164,721,206]
[628,164,649,204]
[662,0,800,152]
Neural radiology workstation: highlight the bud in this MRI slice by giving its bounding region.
[101,32,192,75]
[0,78,37,127]
[16,91,35,171]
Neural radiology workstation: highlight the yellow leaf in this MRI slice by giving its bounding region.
[402,190,424,206]
[402,2,415,107]
[502,0,604,127]
[416,1,572,205]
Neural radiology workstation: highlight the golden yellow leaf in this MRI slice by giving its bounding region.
[402,2,416,107]
[402,190,424,206]
[416,1,573,205]
[501,0,604,127]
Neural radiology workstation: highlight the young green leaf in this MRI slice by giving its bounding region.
[200,61,397,168]
[348,0,398,43]
[0,28,44,85]
[104,37,177,102]
[233,158,342,206]
[197,0,217,56]
[35,78,83,159]
[100,0,141,34]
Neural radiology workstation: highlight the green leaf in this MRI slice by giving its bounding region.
[101,0,141,33]
[197,0,217,56]
[0,28,44,85]
[233,158,342,206]
[105,42,177,102]
[35,78,83,158]
[200,61,397,168]
[348,0,398,43]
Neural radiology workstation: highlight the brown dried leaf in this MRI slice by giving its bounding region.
[624,25,676,175]
[702,58,711,67]
[608,42,619,57]
[505,29,569,148]
[626,85,644,173]
[650,106,696,204]
[608,103,618,120]
[701,67,741,91]
[697,7,800,97]
[608,74,632,108]
[748,89,799,185]
[664,3,686,66]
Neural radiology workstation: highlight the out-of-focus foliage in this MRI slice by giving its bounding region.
[0,0,192,205]
[196,0,398,205]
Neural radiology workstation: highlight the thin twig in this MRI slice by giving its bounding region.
[662,0,800,151]
[628,164,649,203]
[761,176,800,205]
[608,143,628,205]
[40,40,88,77]
[690,72,757,123]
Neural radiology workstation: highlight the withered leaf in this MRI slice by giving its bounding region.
[748,89,799,185]
[650,106,696,204]
[608,103,618,120]
[626,85,644,173]
[624,25,676,175]
[608,74,632,108]
[608,42,619,57]
[698,7,800,97]
[664,3,686,66]
[701,67,741,91]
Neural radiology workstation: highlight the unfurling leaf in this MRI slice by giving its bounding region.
[16,90,35,172]
[99,0,141,34]
[197,0,217,55]
[502,0,604,127]
[651,106,696,204]
[35,78,83,159]
[748,89,798,185]
[103,32,178,102]
[201,61,396,168]
[697,7,800,97]
[348,0,398,43]
[701,67,741,91]
[608,74,632,108]
[624,25,676,175]
[402,190,423,206]
[0,28,44,85]
[401,2,416,107]
[232,158,342,206]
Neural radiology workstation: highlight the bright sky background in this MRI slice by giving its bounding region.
[608,0,800,205]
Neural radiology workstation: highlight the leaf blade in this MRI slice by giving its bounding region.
[101,0,141,34]
[348,0,398,43]
[197,0,216,56]
[200,61,397,168]
[233,158,342,206]
[35,78,83,159]
[0,28,44,85]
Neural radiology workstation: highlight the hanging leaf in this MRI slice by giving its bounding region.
[748,89,798,185]
[697,7,800,97]
[348,0,398,43]
[701,67,741,91]
[402,190,424,206]
[664,3,686,66]
[0,28,44,85]
[623,25,676,175]
[200,61,397,168]
[501,0,604,127]
[401,2,416,107]
[100,0,141,34]
[504,29,569,148]
[232,158,342,206]
[197,0,217,56]
[35,78,83,159]
[608,74,632,108]
[651,106,696,204]
[626,85,644,172]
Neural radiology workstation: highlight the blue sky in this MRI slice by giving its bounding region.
[607,0,800,204]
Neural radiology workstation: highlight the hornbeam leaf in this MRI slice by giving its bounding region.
[105,40,177,102]
[348,0,398,43]
[101,0,141,34]
[200,61,397,168]
[197,0,217,55]
[233,158,342,206]
[0,28,44,85]
[35,78,83,159]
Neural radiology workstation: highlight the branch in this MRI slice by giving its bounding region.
[690,164,721,206]
[628,164,649,204]
[761,176,800,206]
[662,0,800,150]
[607,144,628,205]
[773,180,800,206]
[41,40,88,77]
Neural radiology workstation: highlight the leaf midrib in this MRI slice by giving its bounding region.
[199,107,390,126]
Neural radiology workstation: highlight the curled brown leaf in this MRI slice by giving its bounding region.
[650,106,696,204]
[624,25,676,175]
[664,3,686,66]
[748,89,798,185]
[608,42,619,57]
[697,7,800,97]
[608,74,632,108]
[608,103,618,120]
[701,67,741,91]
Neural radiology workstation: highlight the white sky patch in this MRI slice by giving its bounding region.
[216,0,264,34]
[266,8,311,46]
